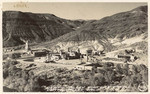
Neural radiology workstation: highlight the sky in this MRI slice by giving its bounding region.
[2,2,147,20]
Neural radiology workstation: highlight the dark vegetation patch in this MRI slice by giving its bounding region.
[3,60,148,92]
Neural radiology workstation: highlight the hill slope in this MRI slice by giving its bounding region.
[3,6,147,52]
[36,6,147,52]
[3,11,86,47]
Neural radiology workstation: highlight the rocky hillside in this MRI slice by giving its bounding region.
[3,6,147,52]
[36,6,147,52]
[3,11,86,47]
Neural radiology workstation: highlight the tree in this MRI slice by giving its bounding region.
[122,64,130,76]
[116,64,123,75]
[103,62,114,70]
[3,68,9,79]
[92,65,97,74]
[104,69,115,84]
[130,73,142,87]
[132,65,139,75]
[94,74,105,86]
[9,53,21,59]
[139,64,148,71]
[30,77,41,92]
[139,64,148,84]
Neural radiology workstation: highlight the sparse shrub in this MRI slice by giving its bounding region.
[26,63,36,68]
[73,75,81,80]
[3,61,19,79]
[132,65,140,74]
[97,69,105,75]
[3,54,9,60]
[132,73,142,87]
[139,64,148,71]
[82,70,91,79]
[3,62,10,69]
[10,61,19,65]
[94,74,105,86]
[139,64,148,84]
[116,64,123,75]
[29,77,41,92]
[22,71,29,81]
[104,70,115,84]
[122,64,130,76]
[9,53,21,59]
[103,62,114,68]
[3,68,9,79]
[56,68,64,73]
[91,65,97,74]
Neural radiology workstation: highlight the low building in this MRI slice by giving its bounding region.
[33,51,48,57]
[117,54,138,63]
[62,51,81,60]
[74,65,93,70]
[3,48,14,53]
[34,54,51,63]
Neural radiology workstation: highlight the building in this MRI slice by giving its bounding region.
[117,54,138,63]
[3,48,14,53]
[34,54,51,63]
[74,65,93,70]
[33,51,48,57]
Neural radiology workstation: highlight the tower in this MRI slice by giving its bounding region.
[25,40,29,51]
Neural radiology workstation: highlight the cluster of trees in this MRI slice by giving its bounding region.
[3,60,148,92]
[40,62,148,92]
[3,53,21,60]
[52,62,148,92]
[87,62,148,91]
[118,64,148,91]
[3,60,49,92]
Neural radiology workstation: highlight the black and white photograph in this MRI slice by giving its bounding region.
[2,1,148,92]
